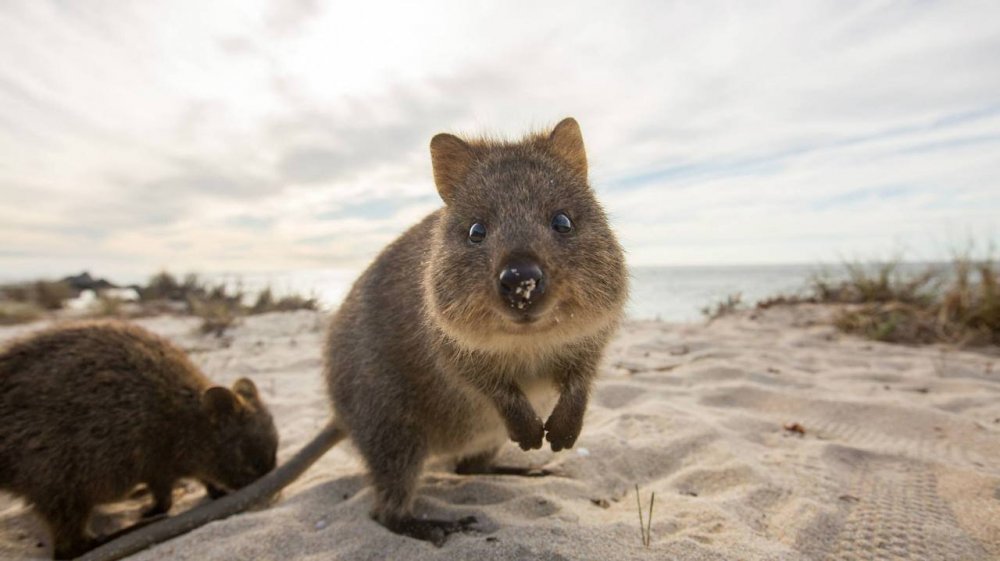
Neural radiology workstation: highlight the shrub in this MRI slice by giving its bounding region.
[766,256,1000,346]
[701,293,744,320]
[0,301,45,325]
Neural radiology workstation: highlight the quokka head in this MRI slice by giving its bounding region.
[424,118,628,352]
[197,377,279,492]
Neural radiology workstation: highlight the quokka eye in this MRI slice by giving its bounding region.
[468,222,487,243]
[551,212,573,234]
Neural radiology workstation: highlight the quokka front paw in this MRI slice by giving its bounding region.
[507,415,545,451]
[544,409,582,452]
[380,514,479,547]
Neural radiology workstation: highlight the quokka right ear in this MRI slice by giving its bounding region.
[233,377,259,402]
[430,133,474,205]
[202,386,241,421]
[548,117,587,182]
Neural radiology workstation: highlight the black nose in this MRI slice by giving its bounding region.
[498,260,546,310]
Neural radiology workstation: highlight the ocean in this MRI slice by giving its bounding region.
[626,264,823,321]
[216,263,845,323]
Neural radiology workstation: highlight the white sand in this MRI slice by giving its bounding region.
[2,305,999,560]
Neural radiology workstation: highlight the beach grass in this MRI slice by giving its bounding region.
[0,301,45,325]
[701,293,744,321]
[0,271,319,332]
[140,271,318,336]
[760,256,1000,346]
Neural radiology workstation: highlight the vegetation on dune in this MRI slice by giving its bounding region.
[756,256,1000,347]
[0,280,74,311]
[0,280,75,325]
[701,293,745,321]
[0,301,45,326]
[823,258,999,346]
[138,271,319,336]
[0,270,320,334]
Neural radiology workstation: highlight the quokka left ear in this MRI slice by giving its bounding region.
[202,386,241,421]
[548,117,587,182]
[430,133,475,205]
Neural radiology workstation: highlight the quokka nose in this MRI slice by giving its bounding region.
[498,260,546,310]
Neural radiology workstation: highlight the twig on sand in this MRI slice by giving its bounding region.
[635,484,656,547]
[635,484,644,546]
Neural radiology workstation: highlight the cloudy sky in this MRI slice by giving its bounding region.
[1,0,999,282]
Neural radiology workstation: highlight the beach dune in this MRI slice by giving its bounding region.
[1,306,998,560]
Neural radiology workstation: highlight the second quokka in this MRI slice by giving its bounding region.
[0,321,278,559]
[324,117,628,543]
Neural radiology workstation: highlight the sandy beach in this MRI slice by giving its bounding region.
[1,306,998,560]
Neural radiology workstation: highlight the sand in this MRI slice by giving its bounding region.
[1,305,999,560]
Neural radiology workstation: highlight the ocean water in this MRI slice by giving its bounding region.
[624,261,941,322]
[217,264,838,323]
[626,264,822,322]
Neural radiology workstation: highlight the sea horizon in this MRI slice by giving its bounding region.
[3,261,953,324]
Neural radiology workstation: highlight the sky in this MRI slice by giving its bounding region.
[1,0,999,282]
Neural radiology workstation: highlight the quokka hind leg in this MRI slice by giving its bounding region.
[140,478,174,518]
[36,495,95,560]
[202,480,228,499]
[455,447,552,477]
[362,422,477,546]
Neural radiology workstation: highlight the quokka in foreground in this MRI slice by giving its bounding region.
[0,321,278,559]
[324,117,628,543]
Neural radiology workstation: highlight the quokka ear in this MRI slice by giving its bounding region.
[548,117,587,182]
[233,377,259,402]
[202,386,241,421]
[430,133,474,205]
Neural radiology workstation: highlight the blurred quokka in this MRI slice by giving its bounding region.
[0,321,278,559]
[325,117,628,543]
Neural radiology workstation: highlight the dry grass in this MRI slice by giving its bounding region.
[701,293,744,321]
[0,271,320,331]
[0,301,45,325]
[191,299,240,337]
[0,280,74,324]
[141,272,318,336]
[809,262,939,306]
[250,287,319,314]
[764,257,1000,346]
[0,280,73,311]
[635,484,655,548]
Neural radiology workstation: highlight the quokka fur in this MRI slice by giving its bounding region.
[324,117,627,542]
[0,321,278,559]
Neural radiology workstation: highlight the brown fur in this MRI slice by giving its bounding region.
[325,117,627,543]
[0,321,278,559]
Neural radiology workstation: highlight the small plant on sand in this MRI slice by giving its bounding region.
[0,279,75,324]
[0,301,45,325]
[250,287,318,314]
[140,271,184,301]
[191,299,239,337]
[189,282,245,337]
[635,484,655,548]
[251,287,276,314]
[0,280,73,311]
[701,293,744,321]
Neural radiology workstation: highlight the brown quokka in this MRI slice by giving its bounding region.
[0,321,278,559]
[324,117,628,543]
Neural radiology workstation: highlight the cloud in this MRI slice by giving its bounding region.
[0,0,998,281]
